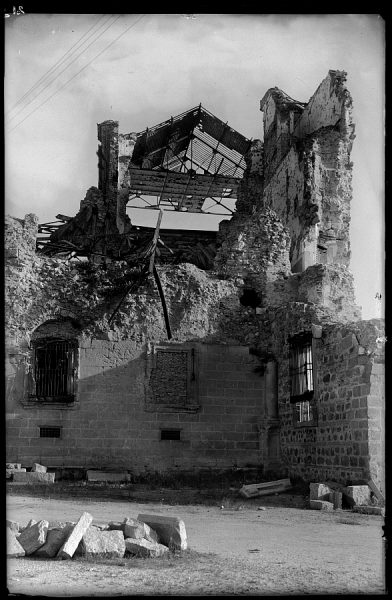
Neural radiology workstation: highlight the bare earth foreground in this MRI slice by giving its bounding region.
[7,493,386,596]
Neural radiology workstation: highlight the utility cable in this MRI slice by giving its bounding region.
[6,14,108,117]
[7,14,145,134]
[7,15,120,124]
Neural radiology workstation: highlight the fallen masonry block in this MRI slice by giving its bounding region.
[6,519,20,534]
[239,478,292,499]
[309,500,334,511]
[123,518,158,543]
[6,468,26,479]
[125,537,168,558]
[137,514,187,551]
[345,485,371,507]
[7,529,25,557]
[21,519,37,532]
[32,463,47,473]
[86,470,130,483]
[6,463,22,470]
[367,479,385,506]
[328,491,343,510]
[309,483,332,501]
[18,520,49,555]
[34,524,74,558]
[12,471,55,484]
[76,527,126,558]
[57,512,93,559]
[352,505,385,516]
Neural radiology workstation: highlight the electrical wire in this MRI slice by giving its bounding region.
[6,14,121,125]
[6,14,108,117]
[7,14,146,134]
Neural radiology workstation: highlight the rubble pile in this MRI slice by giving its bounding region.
[308,481,385,515]
[6,463,55,484]
[7,512,187,559]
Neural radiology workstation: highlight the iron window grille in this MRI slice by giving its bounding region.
[40,426,62,438]
[32,338,77,401]
[289,333,315,424]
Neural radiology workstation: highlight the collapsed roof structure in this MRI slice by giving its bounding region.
[36,105,251,263]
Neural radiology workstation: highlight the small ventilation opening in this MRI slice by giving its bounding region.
[160,429,181,441]
[40,426,61,438]
[240,288,262,308]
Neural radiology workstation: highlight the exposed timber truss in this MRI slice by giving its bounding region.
[124,104,251,215]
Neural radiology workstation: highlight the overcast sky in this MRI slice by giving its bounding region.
[4,13,384,320]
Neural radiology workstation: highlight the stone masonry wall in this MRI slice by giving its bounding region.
[262,312,385,489]
[6,340,265,473]
[6,214,268,473]
[260,70,355,273]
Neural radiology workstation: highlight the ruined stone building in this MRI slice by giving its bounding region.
[5,70,385,492]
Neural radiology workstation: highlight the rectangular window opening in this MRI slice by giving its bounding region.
[33,338,77,400]
[40,426,61,438]
[289,333,316,425]
[160,429,181,441]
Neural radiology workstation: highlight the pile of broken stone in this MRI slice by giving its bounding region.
[6,462,55,484]
[7,512,187,560]
[309,481,385,515]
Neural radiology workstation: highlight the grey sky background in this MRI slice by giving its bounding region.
[4,13,384,320]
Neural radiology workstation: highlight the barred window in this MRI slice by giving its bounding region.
[289,333,316,425]
[32,338,77,402]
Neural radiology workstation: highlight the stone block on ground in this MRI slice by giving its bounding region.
[57,512,93,560]
[345,485,371,507]
[125,537,168,558]
[21,519,37,532]
[76,527,125,558]
[34,524,74,558]
[6,468,26,479]
[352,505,385,516]
[6,519,20,534]
[240,478,292,499]
[32,463,47,473]
[12,471,55,484]
[18,520,49,555]
[137,514,187,551]
[6,463,21,470]
[7,529,25,557]
[309,499,334,511]
[86,470,130,483]
[309,483,332,501]
[367,479,385,506]
[123,518,158,543]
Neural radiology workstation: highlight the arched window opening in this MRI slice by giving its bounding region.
[30,319,79,403]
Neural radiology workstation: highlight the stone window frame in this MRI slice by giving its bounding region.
[144,343,200,413]
[288,332,318,427]
[21,318,81,409]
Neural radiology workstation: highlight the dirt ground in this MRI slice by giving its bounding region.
[7,490,386,596]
